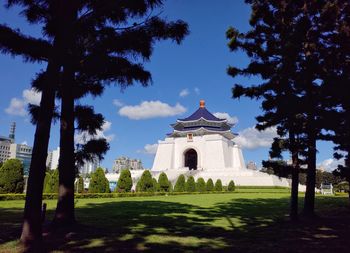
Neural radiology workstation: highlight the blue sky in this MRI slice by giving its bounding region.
[0,0,338,171]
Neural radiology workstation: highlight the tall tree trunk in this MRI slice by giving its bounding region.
[303,130,317,217]
[52,69,76,226]
[289,131,299,221]
[20,59,60,249]
[52,5,77,225]
[20,1,76,248]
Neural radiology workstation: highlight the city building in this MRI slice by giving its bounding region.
[9,143,32,175]
[112,156,143,172]
[0,122,33,175]
[246,161,258,170]
[0,122,15,164]
[46,147,60,170]
[79,156,100,175]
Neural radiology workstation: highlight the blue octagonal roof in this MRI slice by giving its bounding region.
[178,101,225,122]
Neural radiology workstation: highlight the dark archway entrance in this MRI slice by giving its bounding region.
[184,149,197,170]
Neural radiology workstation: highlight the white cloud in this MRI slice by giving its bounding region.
[112,99,124,107]
[5,98,27,116]
[119,100,187,120]
[138,143,159,155]
[318,158,345,172]
[75,120,115,144]
[179,89,190,97]
[234,126,278,149]
[21,141,28,145]
[5,88,41,116]
[22,88,41,105]
[194,87,200,95]
[213,112,238,125]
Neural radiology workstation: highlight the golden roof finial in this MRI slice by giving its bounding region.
[200,99,205,108]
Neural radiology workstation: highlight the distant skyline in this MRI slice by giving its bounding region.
[0,0,342,171]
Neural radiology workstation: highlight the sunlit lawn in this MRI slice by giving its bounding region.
[0,191,349,252]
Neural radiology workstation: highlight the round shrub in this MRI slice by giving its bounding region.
[158,172,171,192]
[214,179,223,191]
[89,167,110,193]
[116,169,132,192]
[185,176,196,192]
[137,170,155,192]
[228,180,235,192]
[0,159,24,193]
[43,169,59,193]
[174,174,186,192]
[206,178,214,191]
[196,177,206,192]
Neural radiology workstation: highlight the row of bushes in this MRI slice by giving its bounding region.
[0,191,235,201]
[115,169,236,193]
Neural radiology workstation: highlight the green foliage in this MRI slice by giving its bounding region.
[116,169,132,193]
[152,178,159,192]
[196,178,206,192]
[174,174,186,192]
[214,179,223,192]
[76,176,84,193]
[137,170,155,192]
[206,178,214,192]
[89,167,110,193]
[158,172,171,192]
[185,176,196,192]
[168,181,173,192]
[43,169,59,193]
[227,180,235,192]
[0,159,24,193]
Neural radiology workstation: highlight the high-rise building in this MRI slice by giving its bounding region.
[112,156,143,172]
[0,139,11,164]
[79,156,100,175]
[46,147,60,170]
[9,143,32,175]
[0,122,33,175]
[0,122,15,164]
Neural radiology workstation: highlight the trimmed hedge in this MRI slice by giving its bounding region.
[0,191,238,201]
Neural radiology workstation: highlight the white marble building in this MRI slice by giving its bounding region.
[107,100,305,190]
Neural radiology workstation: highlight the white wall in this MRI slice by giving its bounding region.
[152,134,245,171]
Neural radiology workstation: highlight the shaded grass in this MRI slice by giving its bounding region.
[0,193,349,252]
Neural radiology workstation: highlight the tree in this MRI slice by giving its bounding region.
[227,180,235,192]
[227,0,333,217]
[152,178,159,192]
[206,178,214,192]
[158,172,171,192]
[185,176,196,192]
[317,1,350,204]
[76,176,84,193]
[43,170,59,193]
[174,174,186,192]
[116,169,132,193]
[1,1,74,246]
[89,168,110,193]
[52,0,188,226]
[0,159,24,193]
[137,170,155,192]
[196,178,206,192]
[214,180,223,192]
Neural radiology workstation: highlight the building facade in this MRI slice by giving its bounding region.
[112,156,143,172]
[152,100,245,171]
[0,122,32,175]
[46,147,60,170]
[9,143,32,175]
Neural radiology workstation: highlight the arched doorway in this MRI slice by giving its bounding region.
[184,149,197,170]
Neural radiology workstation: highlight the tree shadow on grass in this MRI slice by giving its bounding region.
[1,196,349,252]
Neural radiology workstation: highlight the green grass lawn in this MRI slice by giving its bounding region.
[0,192,349,252]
